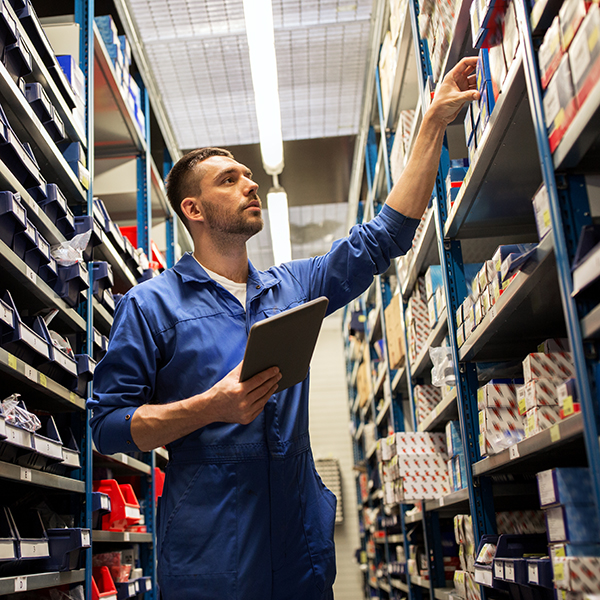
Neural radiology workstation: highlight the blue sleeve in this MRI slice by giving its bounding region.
[87,294,160,455]
[286,204,419,313]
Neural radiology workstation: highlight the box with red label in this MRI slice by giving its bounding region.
[524,379,558,411]
[539,16,564,89]
[477,380,517,409]
[522,352,575,382]
[479,406,523,432]
[525,405,561,437]
[396,432,447,457]
[553,556,600,592]
[399,455,448,478]
[496,510,546,534]
[544,54,578,153]
[400,474,450,500]
[569,3,600,109]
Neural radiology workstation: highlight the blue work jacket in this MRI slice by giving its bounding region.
[88,204,418,600]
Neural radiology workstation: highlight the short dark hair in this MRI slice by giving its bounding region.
[165,147,234,231]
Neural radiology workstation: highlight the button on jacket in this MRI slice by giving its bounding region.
[88,204,419,600]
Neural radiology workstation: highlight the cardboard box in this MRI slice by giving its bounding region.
[560,0,588,51]
[398,455,448,477]
[400,474,450,500]
[532,184,552,240]
[356,361,371,407]
[517,384,527,416]
[537,468,594,508]
[547,505,600,543]
[479,406,523,432]
[425,265,444,299]
[502,0,520,65]
[569,4,600,108]
[525,405,561,436]
[538,338,570,353]
[428,294,438,327]
[553,556,600,592]
[523,352,576,382]
[446,420,462,458]
[539,16,564,88]
[550,543,600,561]
[488,42,506,99]
[479,429,523,457]
[478,380,517,409]
[496,510,547,534]
[544,54,578,153]
[384,294,406,369]
[396,432,447,457]
[525,379,558,410]
[557,377,578,407]
[457,323,466,347]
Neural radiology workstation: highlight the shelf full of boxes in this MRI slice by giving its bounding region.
[0,0,184,598]
[344,0,600,598]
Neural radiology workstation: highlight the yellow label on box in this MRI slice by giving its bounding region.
[554,562,564,580]
[554,107,565,129]
[543,210,551,228]
[527,414,535,435]
[7,353,17,370]
[479,411,484,427]
[550,423,561,443]
[477,388,484,403]
[563,396,574,416]
[554,546,566,558]
[39,373,47,388]
[519,397,527,416]
[589,26,599,52]
[495,259,501,272]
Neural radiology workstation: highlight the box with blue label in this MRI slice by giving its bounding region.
[57,55,85,100]
[537,468,593,508]
[476,48,492,94]
[546,504,600,543]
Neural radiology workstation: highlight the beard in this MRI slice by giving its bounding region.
[200,196,264,240]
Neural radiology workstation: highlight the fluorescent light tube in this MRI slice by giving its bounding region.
[267,188,292,264]
[243,0,284,175]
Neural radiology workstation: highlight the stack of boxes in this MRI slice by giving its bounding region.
[478,379,524,457]
[445,159,469,210]
[466,0,520,163]
[415,384,442,426]
[94,15,146,138]
[379,432,450,503]
[425,264,446,329]
[539,0,600,153]
[384,293,406,370]
[520,342,576,438]
[453,515,482,600]
[446,420,467,492]
[405,276,430,365]
[397,205,434,283]
[537,468,600,594]
[390,109,415,184]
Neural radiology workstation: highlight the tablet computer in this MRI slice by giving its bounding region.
[240,296,329,392]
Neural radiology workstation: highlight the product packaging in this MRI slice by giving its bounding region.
[537,467,593,508]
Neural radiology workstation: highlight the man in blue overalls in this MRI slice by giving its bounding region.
[89,58,479,599]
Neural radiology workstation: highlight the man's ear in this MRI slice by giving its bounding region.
[181,197,204,224]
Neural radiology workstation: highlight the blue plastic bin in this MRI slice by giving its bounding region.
[15,0,55,68]
[39,334,78,389]
[0,190,27,247]
[1,290,51,367]
[116,580,138,600]
[0,1,17,56]
[0,128,43,191]
[3,31,31,80]
[53,261,89,308]
[17,414,63,470]
[37,183,67,226]
[42,527,90,571]
[73,353,96,396]
[58,141,86,168]
[527,558,553,588]
[46,427,80,475]
[39,255,58,286]
[92,261,114,302]
[24,82,52,123]
[74,215,103,261]
[91,492,111,529]
[93,198,110,232]
[10,507,49,560]
[11,215,36,262]
[0,506,18,563]
[0,293,14,337]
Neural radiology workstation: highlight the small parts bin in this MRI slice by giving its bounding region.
[10,506,50,560]
[46,427,80,475]
[92,261,114,301]
[74,352,96,396]
[74,214,103,261]
[92,566,118,600]
[0,1,17,56]
[42,527,90,572]
[37,183,75,238]
[17,414,63,470]
[91,492,111,530]
[3,29,32,81]
[0,190,26,248]
[53,260,89,308]
[16,0,56,69]
[93,480,141,531]
[0,507,18,563]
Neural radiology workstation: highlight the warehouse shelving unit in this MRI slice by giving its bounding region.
[344,0,600,598]
[0,0,186,597]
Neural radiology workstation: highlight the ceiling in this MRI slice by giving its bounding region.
[128,0,374,149]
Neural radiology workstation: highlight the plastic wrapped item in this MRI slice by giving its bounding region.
[1,393,40,432]
[476,543,497,564]
[51,230,92,266]
[430,346,456,387]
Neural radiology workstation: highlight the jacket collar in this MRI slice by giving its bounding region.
[173,252,280,293]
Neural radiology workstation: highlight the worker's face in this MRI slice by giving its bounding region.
[195,155,263,239]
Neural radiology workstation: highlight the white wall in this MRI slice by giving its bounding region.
[309,311,363,600]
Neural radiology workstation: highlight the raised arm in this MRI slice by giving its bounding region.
[386,57,479,219]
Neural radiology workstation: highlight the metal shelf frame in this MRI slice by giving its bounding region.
[344,0,600,598]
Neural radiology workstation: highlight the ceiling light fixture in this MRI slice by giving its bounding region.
[267,185,292,265]
[242,0,284,175]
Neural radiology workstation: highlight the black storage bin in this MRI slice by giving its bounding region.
[0,190,27,248]
[73,353,95,396]
[24,82,53,123]
[38,334,78,389]
[92,261,114,302]
[10,507,49,561]
[74,215,103,261]
[39,255,58,287]
[2,30,31,80]
[0,0,17,56]
[0,506,18,564]
[46,427,80,475]
[11,215,36,262]
[15,0,54,67]
[0,293,14,337]
[91,492,111,529]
